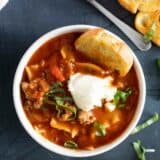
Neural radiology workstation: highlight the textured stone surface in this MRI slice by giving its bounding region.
[0,0,159,159]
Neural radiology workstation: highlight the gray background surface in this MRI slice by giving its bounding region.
[0,0,160,159]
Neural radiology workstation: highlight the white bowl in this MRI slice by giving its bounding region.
[13,25,146,157]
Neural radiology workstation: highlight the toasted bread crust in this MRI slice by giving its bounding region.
[118,0,141,13]
[118,0,160,14]
[75,29,133,77]
[135,11,160,46]
[138,0,160,12]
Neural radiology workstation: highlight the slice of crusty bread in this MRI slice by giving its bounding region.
[75,29,133,77]
[118,0,160,14]
[118,0,141,14]
[135,11,160,46]
[138,0,160,12]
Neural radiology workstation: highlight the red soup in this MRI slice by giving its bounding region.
[21,32,139,150]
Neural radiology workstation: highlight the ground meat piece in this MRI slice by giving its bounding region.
[33,96,44,109]
[23,100,33,111]
[21,78,50,109]
[42,70,55,84]
[78,111,96,125]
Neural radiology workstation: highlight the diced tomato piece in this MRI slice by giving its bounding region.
[50,65,65,82]
[49,54,65,82]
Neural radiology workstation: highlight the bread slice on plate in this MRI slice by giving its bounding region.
[135,11,160,46]
[118,0,142,14]
[138,0,160,12]
[118,0,160,14]
[75,29,133,77]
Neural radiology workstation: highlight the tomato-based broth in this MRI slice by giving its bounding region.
[21,32,139,150]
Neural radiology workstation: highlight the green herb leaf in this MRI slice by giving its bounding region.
[132,140,155,160]
[113,87,132,107]
[133,140,146,160]
[114,93,121,105]
[64,140,78,149]
[43,82,77,120]
[56,105,63,117]
[51,81,63,88]
[62,104,77,120]
[54,96,73,103]
[143,22,156,43]
[131,113,160,135]
[93,121,107,136]
[156,57,160,70]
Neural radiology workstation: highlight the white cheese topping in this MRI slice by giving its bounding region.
[68,73,117,112]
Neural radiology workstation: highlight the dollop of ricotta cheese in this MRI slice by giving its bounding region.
[68,73,117,111]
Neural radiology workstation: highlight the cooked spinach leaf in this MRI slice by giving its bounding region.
[93,121,107,136]
[113,87,132,108]
[43,82,77,120]
[64,140,78,149]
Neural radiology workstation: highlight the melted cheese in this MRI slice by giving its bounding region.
[68,73,117,111]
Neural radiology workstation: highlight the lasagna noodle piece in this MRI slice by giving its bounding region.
[50,117,79,138]
[25,65,40,81]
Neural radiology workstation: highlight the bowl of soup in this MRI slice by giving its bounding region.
[13,25,146,157]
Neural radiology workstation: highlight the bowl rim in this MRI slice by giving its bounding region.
[13,24,146,157]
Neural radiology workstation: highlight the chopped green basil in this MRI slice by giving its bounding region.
[43,82,77,120]
[131,113,160,135]
[54,96,73,103]
[93,121,107,136]
[64,140,78,149]
[113,87,132,107]
[143,22,156,43]
[133,140,155,160]
[156,58,160,69]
